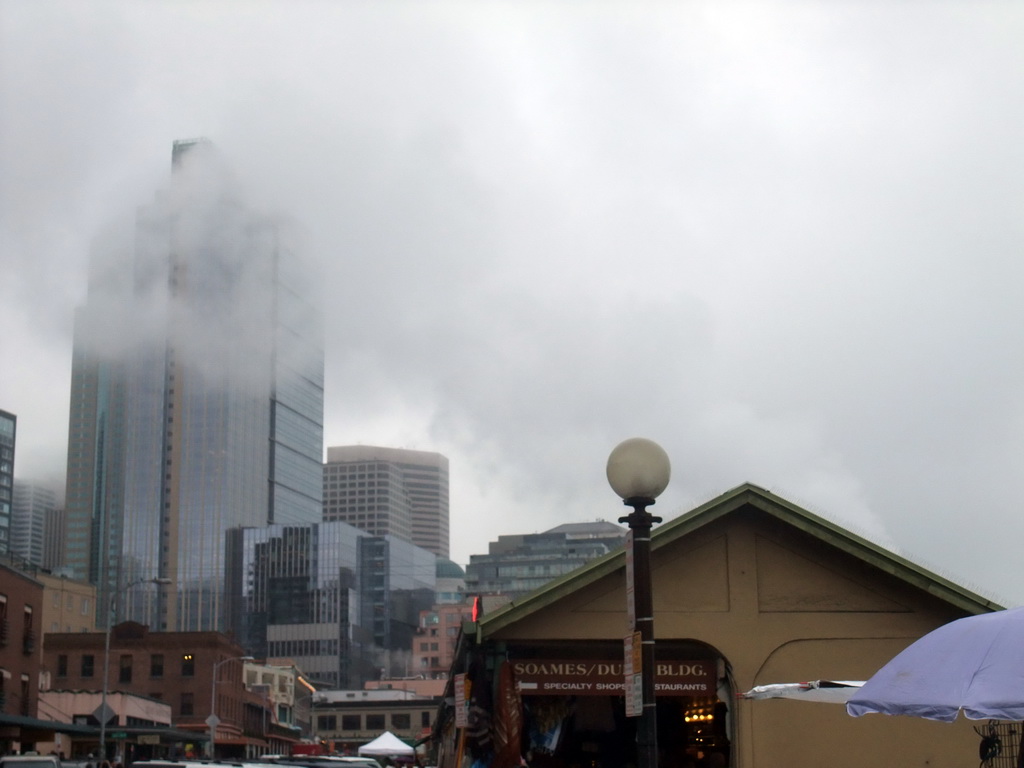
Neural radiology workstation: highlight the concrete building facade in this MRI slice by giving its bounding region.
[324,446,449,558]
[314,688,440,754]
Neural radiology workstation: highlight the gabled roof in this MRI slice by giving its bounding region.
[476,483,1002,637]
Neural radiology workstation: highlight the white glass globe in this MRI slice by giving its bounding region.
[606,437,671,500]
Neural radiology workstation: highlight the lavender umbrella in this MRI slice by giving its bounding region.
[847,606,1024,722]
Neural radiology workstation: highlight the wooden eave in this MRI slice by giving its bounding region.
[476,482,1002,639]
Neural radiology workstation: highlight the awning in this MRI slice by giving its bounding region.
[105,726,210,743]
[738,680,864,703]
[0,714,97,740]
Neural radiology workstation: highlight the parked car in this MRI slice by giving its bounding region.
[0,756,61,768]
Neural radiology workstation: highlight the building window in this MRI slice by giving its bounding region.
[22,607,34,655]
[181,654,194,677]
[180,692,194,716]
[81,598,90,615]
[318,715,337,731]
[57,654,68,677]
[119,654,133,683]
[392,713,411,730]
[19,675,29,716]
[81,654,95,677]
[366,714,385,731]
[421,711,431,728]
[341,714,361,731]
[151,654,164,678]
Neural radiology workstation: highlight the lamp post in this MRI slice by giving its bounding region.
[99,577,172,760]
[292,691,320,748]
[209,655,254,759]
[607,438,671,768]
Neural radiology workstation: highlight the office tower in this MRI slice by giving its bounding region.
[323,446,450,558]
[465,520,627,598]
[11,482,56,568]
[40,505,66,572]
[64,139,324,632]
[0,410,14,556]
[226,521,436,687]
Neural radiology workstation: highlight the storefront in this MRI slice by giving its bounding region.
[506,641,729,768]
[435,484,1000,768]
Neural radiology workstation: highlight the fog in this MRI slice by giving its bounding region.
[2,2,1023,604]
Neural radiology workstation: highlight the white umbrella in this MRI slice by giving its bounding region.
[739,680,864,704]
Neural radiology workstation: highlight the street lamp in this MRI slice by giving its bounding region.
[99,577,172,760]
[607,438,671,768]
[209,655,254,759]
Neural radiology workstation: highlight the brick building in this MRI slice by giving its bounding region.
[411,602,473,679]
[43,623,254,756]
[0,561,43,729]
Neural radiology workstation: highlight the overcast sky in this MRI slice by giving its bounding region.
[3,1,1023,605]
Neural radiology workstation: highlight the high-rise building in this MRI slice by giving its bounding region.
[323,446,449,558]
[226,521,436,688]
[0,410,15,556]
[64,139,324,632]
[40,505,65,573]
[465,520,627,598]
[11,482,56,568]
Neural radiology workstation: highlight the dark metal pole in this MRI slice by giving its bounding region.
[621,497,662,768]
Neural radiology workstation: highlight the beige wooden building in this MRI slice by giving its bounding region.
[436,484,1002,768]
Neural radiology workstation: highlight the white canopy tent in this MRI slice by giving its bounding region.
[358,731,416,758]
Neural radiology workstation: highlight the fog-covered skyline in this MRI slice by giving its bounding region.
[2,2,1023,604]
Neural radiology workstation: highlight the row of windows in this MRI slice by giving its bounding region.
[317,711,430,732]
[56,653,197,680]
[51,591,91,614]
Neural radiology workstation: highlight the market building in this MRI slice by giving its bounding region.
[314,687,440,755]
[433,483,1000,768]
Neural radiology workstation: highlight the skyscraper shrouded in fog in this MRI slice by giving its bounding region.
[11,481,58,568]
[64,139,324,631]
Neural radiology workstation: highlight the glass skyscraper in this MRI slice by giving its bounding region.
[227,521,436,688]
[64,139,324,631]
